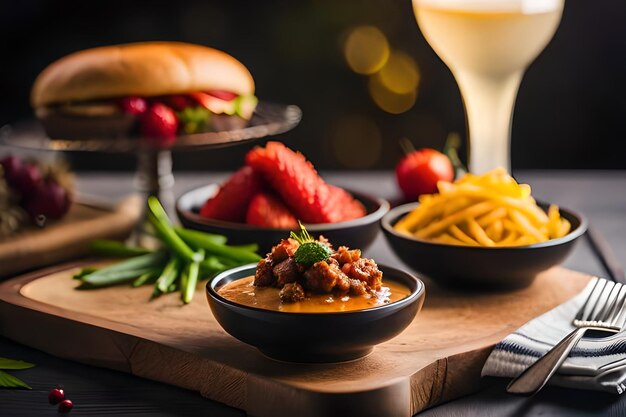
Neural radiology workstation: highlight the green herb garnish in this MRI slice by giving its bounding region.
[177,107,211,134]
[0,358,34,389]
[234,95,258,119]
[290,222,332,267]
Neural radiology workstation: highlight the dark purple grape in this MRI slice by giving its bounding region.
[26,181,70,220]
[12,163,42,197]
[0,155,23,183]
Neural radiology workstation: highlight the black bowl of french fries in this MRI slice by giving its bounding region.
[381,169,587,289]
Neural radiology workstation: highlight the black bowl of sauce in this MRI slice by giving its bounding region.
[206,264,425,363]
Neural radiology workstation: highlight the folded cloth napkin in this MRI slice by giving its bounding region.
[482,279,626,394]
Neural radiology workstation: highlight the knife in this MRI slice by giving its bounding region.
[586,225,626,284]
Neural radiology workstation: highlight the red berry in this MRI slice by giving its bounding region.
[11,163,43,196]
[396,148,454,200]
[0,155,23,183]
[58,399,73,412]
[140,103,178,146]
[118,97,148,115]
[26,180,70,220]
[48,388,65,404]
[199,166,262,222]
[324,185,366,223]
[246,192,298,228]
[245,142,365,224]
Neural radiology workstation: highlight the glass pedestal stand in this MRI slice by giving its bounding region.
[1,101,302,243]
[131,150,176,245]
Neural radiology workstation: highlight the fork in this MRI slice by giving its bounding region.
[507,277,626,395]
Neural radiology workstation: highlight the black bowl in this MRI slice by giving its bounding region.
[206,264,425,363]
[381,202,587,290]
[176,184,390,255]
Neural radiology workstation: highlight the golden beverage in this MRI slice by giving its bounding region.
[413,0,564,173]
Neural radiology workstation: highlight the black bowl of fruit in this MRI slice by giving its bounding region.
[206,226,425,363]
[177,142,390,255]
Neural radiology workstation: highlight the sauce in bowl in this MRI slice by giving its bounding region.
[218,276,411,313]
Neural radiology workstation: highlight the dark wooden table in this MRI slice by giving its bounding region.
[1,171,625,416]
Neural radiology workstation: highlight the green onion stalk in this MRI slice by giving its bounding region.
[74,197,261,304]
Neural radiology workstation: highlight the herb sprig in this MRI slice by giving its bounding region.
[0,357,35,389]
[290,222,332,267]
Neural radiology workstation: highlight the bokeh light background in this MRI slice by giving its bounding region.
[2,0,626,171]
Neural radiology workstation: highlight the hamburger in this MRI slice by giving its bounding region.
[31,42,257,144]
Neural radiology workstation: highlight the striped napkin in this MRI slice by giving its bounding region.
[482,279,626,394]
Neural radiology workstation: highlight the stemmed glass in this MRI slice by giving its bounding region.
[413,0,564,173]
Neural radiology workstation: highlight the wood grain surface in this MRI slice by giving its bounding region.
[0,261,591,417]
[0,195,142,277]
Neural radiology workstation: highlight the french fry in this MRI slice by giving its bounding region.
[395,200,444,233]
[443,197,475,217]
[547,204,562,238]
[443,185,549,224]
[415,201,495,239]
[508,209,545,242]
[467,218,495,246]
[449,224,479,245]
[496,230,519,246]
[433,233,468,246]
[477,207,507,228]
[394,222,413,236]
[557,218,571,238]
[513,234,535,246]
[485,219,504,242]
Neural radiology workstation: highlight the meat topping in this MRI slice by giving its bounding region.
[255,235,383,303]
[349,278,368,295]
[270,238,299,265]
[273,258,299,286]
[332,246,361,264]
[254,256,275,287]
[341,258,383,291]
[304,260,350,294]
[279,282,306,303]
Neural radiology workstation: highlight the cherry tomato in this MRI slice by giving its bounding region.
[118,97,148,115]
[48,388,65,405]
[395,148,454,200]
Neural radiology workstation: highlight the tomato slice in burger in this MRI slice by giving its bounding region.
[206,90,238,101]
[189,92,214,109]
[189,92,238,115]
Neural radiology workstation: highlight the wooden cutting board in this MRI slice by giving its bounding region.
[0,196,142,277]
[0,263,591,417]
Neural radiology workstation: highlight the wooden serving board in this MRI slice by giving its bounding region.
[0,263,591,417]
[0,195,142,277]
